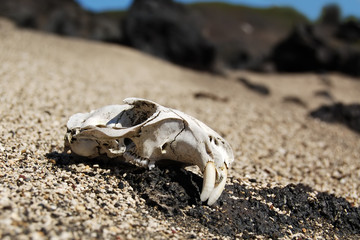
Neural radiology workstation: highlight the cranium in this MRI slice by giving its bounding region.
[64,98,234,205]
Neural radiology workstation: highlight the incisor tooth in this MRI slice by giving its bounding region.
[207,167,227,205]
[200,162,216,202]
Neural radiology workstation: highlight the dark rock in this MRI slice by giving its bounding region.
[310,102,360,133]
[282,96,308,108]
[270,24,339,72]
[318,4,341,27]
[238,77,270,96]
[0,0,121,42]
[314,90,334,101]
[225,50,250,69]
[336,20,360,43]
[123,166,360,238]
[266,6,360,76]
[121,0,216,71]
[269,22,360,77]
[193,92,228,102]
[123,166,202,216]
[338,51,360,77]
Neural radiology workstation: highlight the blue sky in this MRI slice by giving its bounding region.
[75,0,360,21]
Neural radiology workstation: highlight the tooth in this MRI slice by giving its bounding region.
[200,162,216,202]
[148,161,155,170]
[207,167,227,205]
[140,159,148,166]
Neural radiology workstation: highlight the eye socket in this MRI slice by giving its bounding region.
[124,138,133,146]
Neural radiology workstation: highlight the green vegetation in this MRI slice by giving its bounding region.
[344,15,360,22]
[96,2,310,30]
[188,2,309,28]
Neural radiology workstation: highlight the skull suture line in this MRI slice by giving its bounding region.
[64,98,234,205]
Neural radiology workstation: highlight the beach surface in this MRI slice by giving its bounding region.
[0,18,359,239]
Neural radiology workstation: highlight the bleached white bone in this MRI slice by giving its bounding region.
[64,98,234,205]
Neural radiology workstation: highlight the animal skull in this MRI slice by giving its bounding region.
[64,98,234,205]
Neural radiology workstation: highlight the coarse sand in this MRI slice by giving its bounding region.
[1,18,360,239]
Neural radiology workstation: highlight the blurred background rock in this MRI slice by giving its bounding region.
[0,0,122,42]
[1,0,359,75]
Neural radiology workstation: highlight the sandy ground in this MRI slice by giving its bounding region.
[1,18,360,239]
